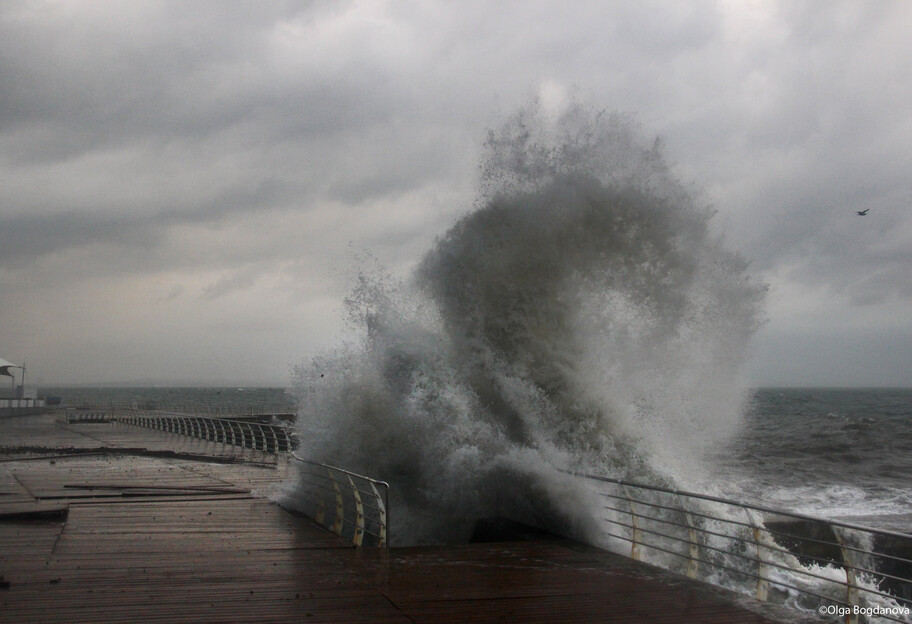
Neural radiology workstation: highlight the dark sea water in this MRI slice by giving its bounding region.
[711,387,912,529]
[41,386,294,415]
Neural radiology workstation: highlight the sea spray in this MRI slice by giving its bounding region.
[285,100,766,545]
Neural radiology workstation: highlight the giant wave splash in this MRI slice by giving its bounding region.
[286,101,766,546]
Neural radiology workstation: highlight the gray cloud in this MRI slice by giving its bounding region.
[2,0,911,386]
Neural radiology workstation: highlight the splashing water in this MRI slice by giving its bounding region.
[286,101,766,545]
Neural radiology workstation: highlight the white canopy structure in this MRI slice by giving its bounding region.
[0,356,22,378]
[1,356,25,401]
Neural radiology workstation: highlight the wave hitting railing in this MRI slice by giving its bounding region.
[113,412,297,457]
[290,453,389,547]
[575,472,912,623]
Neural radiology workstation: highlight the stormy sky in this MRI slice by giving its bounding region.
[2,1,910,387]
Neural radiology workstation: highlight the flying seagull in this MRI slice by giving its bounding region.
[856,209,870,216]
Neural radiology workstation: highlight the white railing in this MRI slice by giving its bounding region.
[0,398,46,414]
[63,408,115,423]
[113,412,297,457]
[290,454,389,547]
[574,472,912,623]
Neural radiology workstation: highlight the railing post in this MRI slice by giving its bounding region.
[252,423,261,451]
[256,424,271,462]
[257,424,268,456]
[328,469,344,536]
[251,423,261,454]
[369,481,387,547]
[832,527,859,624]
[349,475,365,547]
[743,508,770,602]
[621,485,641,561]
[675,493,700,579]
[269,426,279,454]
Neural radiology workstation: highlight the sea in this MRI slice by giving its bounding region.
[41,386,294,416]
[711,387,912,532]
[39,385,912,534]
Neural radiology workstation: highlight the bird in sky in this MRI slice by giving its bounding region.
[856,209,870,216]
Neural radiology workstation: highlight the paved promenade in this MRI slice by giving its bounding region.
[0,413,805,623]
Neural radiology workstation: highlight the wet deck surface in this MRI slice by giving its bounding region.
[1,413,797,623]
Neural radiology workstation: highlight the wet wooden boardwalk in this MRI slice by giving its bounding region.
[1,413,797,623]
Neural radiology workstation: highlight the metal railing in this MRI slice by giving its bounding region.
[113,412,297,457]
[574,472,912,623]
[290,453,389,547]
[63,408,115,423]
[59,406,392,547]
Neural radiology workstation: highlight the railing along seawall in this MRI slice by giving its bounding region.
[290,454,389,548]
[113,412,297,456]
[575,472,912,623]
[102,409,389,547]
[63,408,117,423]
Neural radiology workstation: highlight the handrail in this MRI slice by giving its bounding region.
[290,453,389,547]
[112,412,297,458]
[62,407,390,548]
[570,471,912,623]
[63,408,115,424]
[576,472,912,542]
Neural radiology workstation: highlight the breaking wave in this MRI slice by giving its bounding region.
[286,100,766,545]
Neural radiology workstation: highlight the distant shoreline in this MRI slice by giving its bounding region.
[36,383,912,391]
